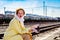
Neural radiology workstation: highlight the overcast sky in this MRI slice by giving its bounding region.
[0,0,60,17]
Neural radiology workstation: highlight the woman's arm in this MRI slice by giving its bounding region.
[27,24,39,33]
[12,21,29,34]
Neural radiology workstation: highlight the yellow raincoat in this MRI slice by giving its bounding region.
[3,17,32,40]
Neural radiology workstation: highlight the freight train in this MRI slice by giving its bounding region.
[0,14,60,24]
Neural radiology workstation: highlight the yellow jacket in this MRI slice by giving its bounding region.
[3,17,32,40]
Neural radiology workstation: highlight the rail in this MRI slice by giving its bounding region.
[0,24,60,39]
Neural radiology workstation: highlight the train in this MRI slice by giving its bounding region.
[0,14,60,24]
[24,14,59,22]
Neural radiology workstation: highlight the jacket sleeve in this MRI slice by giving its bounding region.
[26,27,32,33]
[12,20,30,34]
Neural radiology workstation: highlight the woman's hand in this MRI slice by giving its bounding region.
[31,24,39,33]
[31,28,38,33]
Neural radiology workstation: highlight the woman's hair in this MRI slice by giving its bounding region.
[16,8,25,15]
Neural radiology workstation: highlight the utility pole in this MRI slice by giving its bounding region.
[43,1,47,16]
[4,7,6,15]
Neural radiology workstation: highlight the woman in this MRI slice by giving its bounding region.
[3,8,39,40]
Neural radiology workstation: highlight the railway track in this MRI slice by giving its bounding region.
[0,23,60,39]
[32,24,60,35]
[32,24,60,40]
[33,27,60,40]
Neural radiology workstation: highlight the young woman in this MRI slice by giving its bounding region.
[3,8,39,40]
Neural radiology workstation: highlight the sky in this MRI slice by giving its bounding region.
[0,0,60,17]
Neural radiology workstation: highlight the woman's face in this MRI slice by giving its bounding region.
[17,10,24,18]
